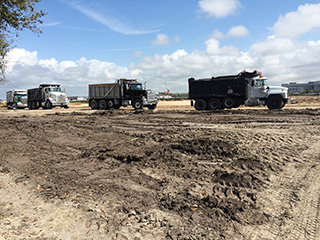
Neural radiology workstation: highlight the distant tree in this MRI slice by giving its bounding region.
[0,0,46,82]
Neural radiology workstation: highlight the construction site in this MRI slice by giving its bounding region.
[0,97,319,239]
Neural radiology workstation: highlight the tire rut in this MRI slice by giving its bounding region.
[239,139,320,240]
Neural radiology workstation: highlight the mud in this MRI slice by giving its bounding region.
[0,105,320,239]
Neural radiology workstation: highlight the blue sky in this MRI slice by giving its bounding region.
[1,0,320,98]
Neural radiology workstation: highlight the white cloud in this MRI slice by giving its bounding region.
[249,36,297,56]
[3,32,320,98]
[226,25,249,38]
[205,38,241,56]
[210,25,249,39]
[272,3,320,38]
[198,0,241,18]
[152,34,170,46]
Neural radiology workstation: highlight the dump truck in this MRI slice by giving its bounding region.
[6,90,28,109]
[188,70,288,110]
[88,79,158,110]
[27,84,70,109]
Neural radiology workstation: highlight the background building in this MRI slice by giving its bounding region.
[282,81,320,95]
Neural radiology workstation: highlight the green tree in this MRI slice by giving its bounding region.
[0,0,46,82]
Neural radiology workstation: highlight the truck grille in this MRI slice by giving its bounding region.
[147,90,156,101]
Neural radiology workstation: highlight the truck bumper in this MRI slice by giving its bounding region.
[143,99,158,106]
[51,101,70,108]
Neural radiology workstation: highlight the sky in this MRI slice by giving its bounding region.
[1,0,320,98]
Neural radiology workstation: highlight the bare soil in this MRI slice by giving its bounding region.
[0,98,320,239]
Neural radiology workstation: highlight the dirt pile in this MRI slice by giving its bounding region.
[0,108,320,239]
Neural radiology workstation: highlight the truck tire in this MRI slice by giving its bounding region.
[44,101,52,109]
[107,100,114,108]
[223,97,235,108]
[98,100,107,110]
[90,100,98,109]
[208,98,221,110]
[267,96,283,109]
[147,104,157,110]
[133,98,143,109]
[32,101,37,110]
[28,102,32,109]
[195,99,206,110]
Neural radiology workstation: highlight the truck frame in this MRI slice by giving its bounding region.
[88,79,158,110]
[189,70,288,110]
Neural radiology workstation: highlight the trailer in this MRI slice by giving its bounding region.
[188,70,288,110]
[88,79,157,110]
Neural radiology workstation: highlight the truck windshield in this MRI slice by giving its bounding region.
[130,84,143,90]
[253,79,266,87]
[47,88,63,92]
[15,93,27,97]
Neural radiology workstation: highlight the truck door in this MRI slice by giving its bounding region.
[248,78,267,99]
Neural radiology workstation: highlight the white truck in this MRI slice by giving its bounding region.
[27,84,70,109]
[6,90,28,109]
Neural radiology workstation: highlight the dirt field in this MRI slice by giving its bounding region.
[0,98,320,239]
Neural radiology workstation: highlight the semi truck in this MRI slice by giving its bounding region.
[6,90,28,109]
[27,84,70,109]
[188,70,289,110]
[88,78,158,110]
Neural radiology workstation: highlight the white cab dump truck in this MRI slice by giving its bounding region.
[88,78,158,110]
[6,90,28,109]
[27,84,70,109]
[188,70,289,110]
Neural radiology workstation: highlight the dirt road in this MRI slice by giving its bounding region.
[0,100,320,239]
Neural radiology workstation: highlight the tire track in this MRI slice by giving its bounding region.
[239,139,320,240]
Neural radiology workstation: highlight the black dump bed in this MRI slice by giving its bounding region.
[188,70,259,99]
[27,88,42,101]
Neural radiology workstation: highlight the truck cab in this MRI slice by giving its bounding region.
[245,74,288,109]
[41,84,70,109]
[6,90,28,109]
[120,79,158,109]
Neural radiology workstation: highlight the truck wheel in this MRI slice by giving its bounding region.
[45,101,52,109]
[147,104,157,110]
[90,100,98,109]
[267,96,283,109]
[223,97,235,108]
[208,98,221,110]
[28,102,32,109]
[32,101,37,109]
[195,99,206,110]
[107,100,114,108]
[98,100,107,110]
[133,99,143,109]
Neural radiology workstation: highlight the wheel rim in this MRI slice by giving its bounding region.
[208,99,221,110]
[90,100,97,109]
[223,98,235,108]
[108,100,114,108]
[195,99,206,110]
[99,100,106,109]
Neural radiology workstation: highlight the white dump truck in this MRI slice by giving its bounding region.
[6,90,28,109]
[27,84,70,109]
